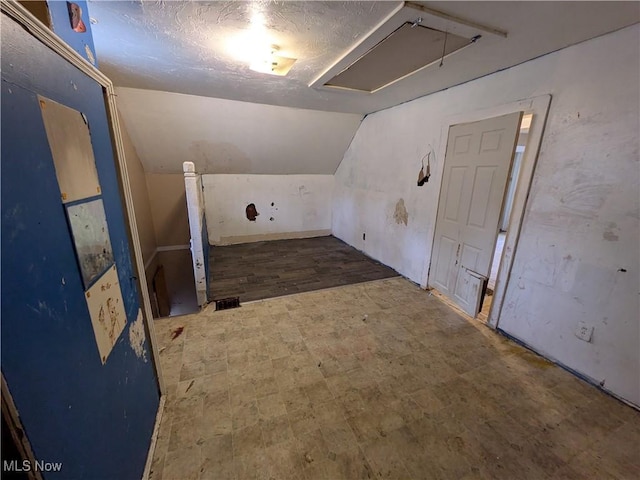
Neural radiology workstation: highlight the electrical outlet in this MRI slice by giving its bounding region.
[575,322,594,343]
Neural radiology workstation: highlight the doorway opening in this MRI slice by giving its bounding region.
[478,113,532,322]
[425,95,550,328]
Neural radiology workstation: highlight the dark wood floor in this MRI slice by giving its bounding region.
[209,235,398,303]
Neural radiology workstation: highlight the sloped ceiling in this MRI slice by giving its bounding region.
[88,1,638,175]
[115,87,363,174]
[89,1,639,114]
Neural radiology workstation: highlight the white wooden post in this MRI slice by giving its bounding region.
[183,161,208,307]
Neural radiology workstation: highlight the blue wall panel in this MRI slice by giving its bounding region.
[46,0,98,67]
[1,12,158,479]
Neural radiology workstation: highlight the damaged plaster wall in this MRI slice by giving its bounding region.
[333,25,639,406]
[203,174,333,245]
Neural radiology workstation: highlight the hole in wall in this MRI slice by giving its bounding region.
[67,2,86,32]
[245,203,259,221]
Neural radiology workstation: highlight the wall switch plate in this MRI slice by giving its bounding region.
[575,322,594,343]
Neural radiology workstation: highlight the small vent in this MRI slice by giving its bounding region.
[215,297,241,311]
[325,22,471,93]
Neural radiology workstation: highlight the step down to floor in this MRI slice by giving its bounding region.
[215,297,241,311]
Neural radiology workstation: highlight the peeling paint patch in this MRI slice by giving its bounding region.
[393,198,408,226]
[84,44,95,65]
[246,203,259,221]
[129,309,147,362]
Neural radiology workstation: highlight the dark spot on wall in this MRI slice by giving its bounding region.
[393,199,408,226]
[269,217,274,221]
[617,268,627,273]
[246,203,259,221]
[271,202,275,206]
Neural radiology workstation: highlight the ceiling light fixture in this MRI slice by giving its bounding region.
[249,45,296,76]
[226,5,297,77]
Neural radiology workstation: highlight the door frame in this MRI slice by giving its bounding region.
[424,94,551,329]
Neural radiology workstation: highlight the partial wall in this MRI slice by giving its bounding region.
[145,173,190,248]
[333,25,639,406]
[203,174,333,245]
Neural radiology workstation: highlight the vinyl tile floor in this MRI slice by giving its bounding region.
[151,277,640,480]
[208,236,399,303]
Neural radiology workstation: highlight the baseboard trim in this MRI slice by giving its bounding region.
[141,395,166,480]
[156,244,190,252]
[144,249,158,271]
[216,229,331,246]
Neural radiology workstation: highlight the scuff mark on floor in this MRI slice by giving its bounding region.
[171,326,184,340]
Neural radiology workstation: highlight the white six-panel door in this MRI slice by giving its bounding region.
[430,112,522,316]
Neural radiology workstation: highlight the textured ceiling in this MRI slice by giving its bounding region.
[88,1,639,114]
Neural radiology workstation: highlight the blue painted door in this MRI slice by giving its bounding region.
[1,12,159,480]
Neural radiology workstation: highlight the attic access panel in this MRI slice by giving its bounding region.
[325,22,471,93]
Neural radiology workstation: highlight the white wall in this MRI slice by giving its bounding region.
[333,25,639,406]
[114,87,362,175]
[203,174,333,245]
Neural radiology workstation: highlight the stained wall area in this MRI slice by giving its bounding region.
[332,25,639,406]
[203,174,334,245]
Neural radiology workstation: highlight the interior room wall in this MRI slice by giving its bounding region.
[119,112,157,263]
[332,25,639,406]
[203,174,333,245]
[119,112,158,315]
[145,173,190,248]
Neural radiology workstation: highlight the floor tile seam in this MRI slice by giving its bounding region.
[232,277,403,307]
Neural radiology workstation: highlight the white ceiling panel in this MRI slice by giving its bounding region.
[88,1,639,114]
